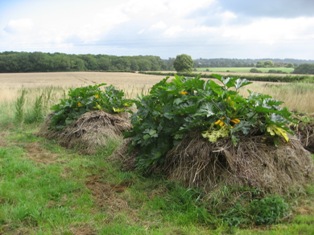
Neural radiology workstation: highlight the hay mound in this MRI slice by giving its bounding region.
[156,133,314,195]
[38,111,131,154]
[294,122,314,153]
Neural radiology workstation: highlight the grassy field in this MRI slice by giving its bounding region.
[196,67,294,74]
[0,72,313,234]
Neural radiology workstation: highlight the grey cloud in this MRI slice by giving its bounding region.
[218,0,314,18]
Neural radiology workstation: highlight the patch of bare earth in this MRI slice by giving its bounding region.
[0,131,8,147]
[85,174,139,223]
[69,224,97,235]
[23,142,61,164]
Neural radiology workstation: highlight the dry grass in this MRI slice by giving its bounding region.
[244,82,314,113]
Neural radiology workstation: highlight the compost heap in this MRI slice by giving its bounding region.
[39,110,131,154]
[118,132,314,195]
[158,133,314,195]
[293,116,314,153]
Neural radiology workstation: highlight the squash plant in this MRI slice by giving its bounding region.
[126,75,293,173]
[50,83,133,130]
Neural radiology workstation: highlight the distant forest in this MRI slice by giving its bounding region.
[0,51,314,73]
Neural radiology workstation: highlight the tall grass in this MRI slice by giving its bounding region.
[245,83,314,113]
[1,87,66,126]
[14,89,27,124]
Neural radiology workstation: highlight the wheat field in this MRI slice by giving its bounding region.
[0,72,166,104]
[0,72,313,113]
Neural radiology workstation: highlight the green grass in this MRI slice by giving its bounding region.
[1,123,313,235]
[196,67,294,74]
[0,125,216,234]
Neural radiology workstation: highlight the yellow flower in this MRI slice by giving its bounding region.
[230,118,240,124]
[214,119,225,127]
[179,91,188,95]
[94,94,100,99]
[77,102,83,107]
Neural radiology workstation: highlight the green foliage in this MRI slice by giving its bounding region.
[127,75,293,173]
[9,87,64,126]
[205,186,290,227]
[0,51,167,72]
[293,63,314,74]
[249,196,289,225]
[268,69,286,74]
[250,68,262,73]
[146,183,210,225]
[256,60,274,68]
[50,83,133,130]
[173,54,194,73]
[14,89,27,124]
[24,94,45,124]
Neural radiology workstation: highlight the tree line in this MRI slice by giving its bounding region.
[0,51,172,72]
[1,51,314,74]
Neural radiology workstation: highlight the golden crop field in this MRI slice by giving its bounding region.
[0,71,165,89]
[1,72,313,113]
[0,72,164,102]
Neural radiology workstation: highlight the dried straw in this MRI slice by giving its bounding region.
[38,111,131,154]
[158,132,314,195]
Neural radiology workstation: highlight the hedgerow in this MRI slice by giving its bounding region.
[139,71,311,83]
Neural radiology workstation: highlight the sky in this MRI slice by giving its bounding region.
[1,0,314,59]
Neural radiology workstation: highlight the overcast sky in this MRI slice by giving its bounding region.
[1,0,314,59]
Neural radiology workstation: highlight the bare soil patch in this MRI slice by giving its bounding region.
[85,174,138,222]
[69,224,97,235]
[0,129,11,147]
[23,142,60,164]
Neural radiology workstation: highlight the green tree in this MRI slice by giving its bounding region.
[293,64,314,74]
[264,60,274,67]
[173,54,194,73]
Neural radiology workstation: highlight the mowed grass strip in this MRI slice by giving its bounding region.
[1,127,313,234]
[0,127,213,234]
[0,137,102,234]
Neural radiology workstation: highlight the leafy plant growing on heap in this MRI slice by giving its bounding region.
[50,83,133,130]
[126,75,293,173]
